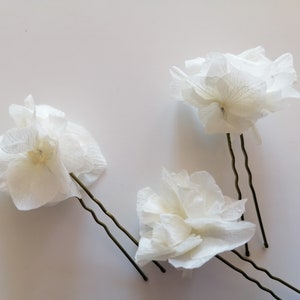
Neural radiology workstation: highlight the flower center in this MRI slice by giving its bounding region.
[27,139,55,165]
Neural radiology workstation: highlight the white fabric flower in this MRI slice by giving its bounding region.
[135,169,255,269]
[0,95,107,210]
[170,46,300,134]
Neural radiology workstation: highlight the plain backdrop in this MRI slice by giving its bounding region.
[0,1,299,299]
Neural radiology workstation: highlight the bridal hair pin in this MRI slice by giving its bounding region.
[170,46,300,255]
[0,61,299,299]
[135,168,300,299]
[0,96,165,281]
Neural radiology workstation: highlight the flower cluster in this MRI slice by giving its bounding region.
[135,169,255,269]
[171,46,300,134]
[0,95,106,210]
[0,46,298,297]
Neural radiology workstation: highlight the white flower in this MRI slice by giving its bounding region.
[0,95,107,210]
[170,46,300,134]
[135,169,255,269]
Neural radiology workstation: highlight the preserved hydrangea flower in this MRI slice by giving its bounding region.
[135,169,255,269]
[170,46,300,134]
[0,95,106,210]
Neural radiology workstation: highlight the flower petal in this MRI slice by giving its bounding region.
[152,214,191,248]
[0,126,36,154]
[137,187,164,226]
[172,234,203,257]
[6,158,61,210]
[0,148,14,192]
[171,220,255,268]
[221,196,247,220]
[61,122,106,186]
[9,95,35,127]
[135,236,175,266]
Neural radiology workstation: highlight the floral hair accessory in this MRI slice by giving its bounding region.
[170,47,300,255]
[170,46,300,135]
[0,95,106,210]
[135,168,255,268]
[135,169,300,299]
[0,95,165,281]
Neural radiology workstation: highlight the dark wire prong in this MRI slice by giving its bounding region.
[77,197,148,281]
[216,255,281,300]
[70,173,166,273]
[240,134,269,248]
[232,250,300,294]
[226,133,250,256]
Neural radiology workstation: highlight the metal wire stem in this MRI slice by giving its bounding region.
[70,173,166,273]
[232,249,299,294]
[216,255,281,300]
[226,133,250,256]
[77,197,148,281]
[240,134,269,248]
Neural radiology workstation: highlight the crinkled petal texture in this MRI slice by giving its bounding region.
[135,169,255,269]
[170,46,300,134]
[59,122,106,186]
[0,96,107,210]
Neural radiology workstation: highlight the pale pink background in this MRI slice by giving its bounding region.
[0,1,299,299]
